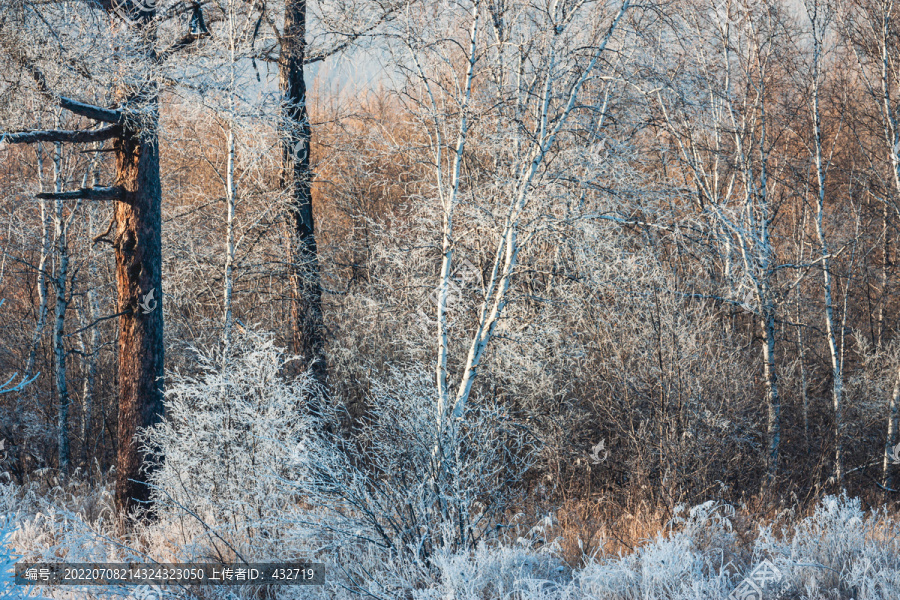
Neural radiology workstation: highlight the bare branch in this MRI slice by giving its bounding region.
[35,186,126,202]
[22,60,122,123]
[2,125,121,145]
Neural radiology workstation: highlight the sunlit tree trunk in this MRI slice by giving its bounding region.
[112,8,164,516]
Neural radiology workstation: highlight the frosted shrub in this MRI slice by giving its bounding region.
[571,495,900,600]
[754,493,900,599]
[142,330,318,561]
[287,365,534,587]
[141,333,534,592]
[0,515,18,599]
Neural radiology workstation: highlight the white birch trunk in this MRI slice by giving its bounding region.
[808,5,843,481]
[222,0,238,353]
[884,366,900,488]
[450,0,630,420]
[25,147,52,381]
[877,6,900,487]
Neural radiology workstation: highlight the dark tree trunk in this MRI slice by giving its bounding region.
[112,8,164,516]
[280,0,326,386]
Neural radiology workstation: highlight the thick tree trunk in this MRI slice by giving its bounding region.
[112,12,164,513]
[113,119,164,514]
[280,0,326,386]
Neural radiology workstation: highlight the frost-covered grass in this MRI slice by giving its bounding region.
[1,480,898,599]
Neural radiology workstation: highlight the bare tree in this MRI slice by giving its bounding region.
[48,141,75,473]
[840,0,900,488]
[644,0,797,482]
[251,0,396,386]
[803,0,846,482]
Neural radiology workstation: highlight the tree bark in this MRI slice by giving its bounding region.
[280,0,326,386]
[78,278,99,467]
[879,201,888,346]
[112,10,164,515]
[809,15,844,481]
[223,4,237,353]
[223,123,236,352]
[2,3,165,514]
[113,122,164,514]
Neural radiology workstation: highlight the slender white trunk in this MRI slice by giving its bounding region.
[878,8,900,487]
[450,1,630,419]
[223,125,236,350]
[84,159,101,466]
[79,184,101,466]
[78,281,98,466]
[796,208,810,455]
[809,16,843,481]
[222,2,237,352]
[755,33,781,483]
[879,202,888,346]
[25,147,52,381]
[884,366,900,488]
[407,0,479,423]
[761,289,780,479]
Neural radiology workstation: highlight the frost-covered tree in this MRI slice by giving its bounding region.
[394,0,631,427]
[641,0,797,482]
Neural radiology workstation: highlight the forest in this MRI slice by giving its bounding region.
[0,0,900,597]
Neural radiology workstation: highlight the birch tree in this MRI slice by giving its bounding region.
[48,141,75,473]
[804,0,846,482]
[166,0,275,353]
[396,0,632,437]
[642,0,796,482]
[839,0,900,488]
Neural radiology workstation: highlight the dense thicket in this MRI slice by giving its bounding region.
[1,0,900,542]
